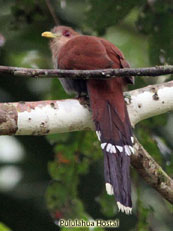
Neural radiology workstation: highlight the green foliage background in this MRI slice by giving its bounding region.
[0,0,172,231]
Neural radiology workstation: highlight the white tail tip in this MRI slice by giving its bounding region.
[105,183,114,195]
[117,201,132,215]
[124,145,131,156]
[116,145,123,152]
[131,136,134,144]
[129,145,135,154]
[101,142,107,149]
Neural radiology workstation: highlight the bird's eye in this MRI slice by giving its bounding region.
[63,30,71,37]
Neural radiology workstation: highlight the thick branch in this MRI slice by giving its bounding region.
[0,65,173,79]
[0,99,93,136]
[127,81,173,125]
[0,81,173,135]
[132,138,173,204]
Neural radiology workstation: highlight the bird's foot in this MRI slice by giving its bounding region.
[76,94,90,107]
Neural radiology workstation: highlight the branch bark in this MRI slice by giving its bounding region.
[132,138,173,204]
[0,65,173,79]
[0,81,173,135]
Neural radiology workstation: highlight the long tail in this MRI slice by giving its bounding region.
[87,78,134,215]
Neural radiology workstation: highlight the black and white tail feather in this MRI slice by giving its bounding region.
[95,102,134,215]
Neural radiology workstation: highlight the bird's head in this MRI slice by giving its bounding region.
[42,26,79,55]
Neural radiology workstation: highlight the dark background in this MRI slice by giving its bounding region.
[0,0,172,231]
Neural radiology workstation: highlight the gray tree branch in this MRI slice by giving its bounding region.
[0,65,173,79]
[132,138,173,204]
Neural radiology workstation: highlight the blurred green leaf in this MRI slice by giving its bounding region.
[98,191,116,217]
[85,0,144,34]
[136,2,173,65]
[46,181,87,219]
[0,223,12,231]
[136,125,162,164]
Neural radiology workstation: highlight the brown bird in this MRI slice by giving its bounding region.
[42,26,134,214]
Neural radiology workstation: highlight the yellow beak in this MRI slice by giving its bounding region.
[41,31,60,38]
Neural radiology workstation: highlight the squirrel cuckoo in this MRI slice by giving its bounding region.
[42,26,134,214]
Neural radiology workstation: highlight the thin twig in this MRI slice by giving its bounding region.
[0,65,172,79]
[45,0,60,25]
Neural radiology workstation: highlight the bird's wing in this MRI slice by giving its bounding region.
[58,35,114,70]
[99,38,134,84]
